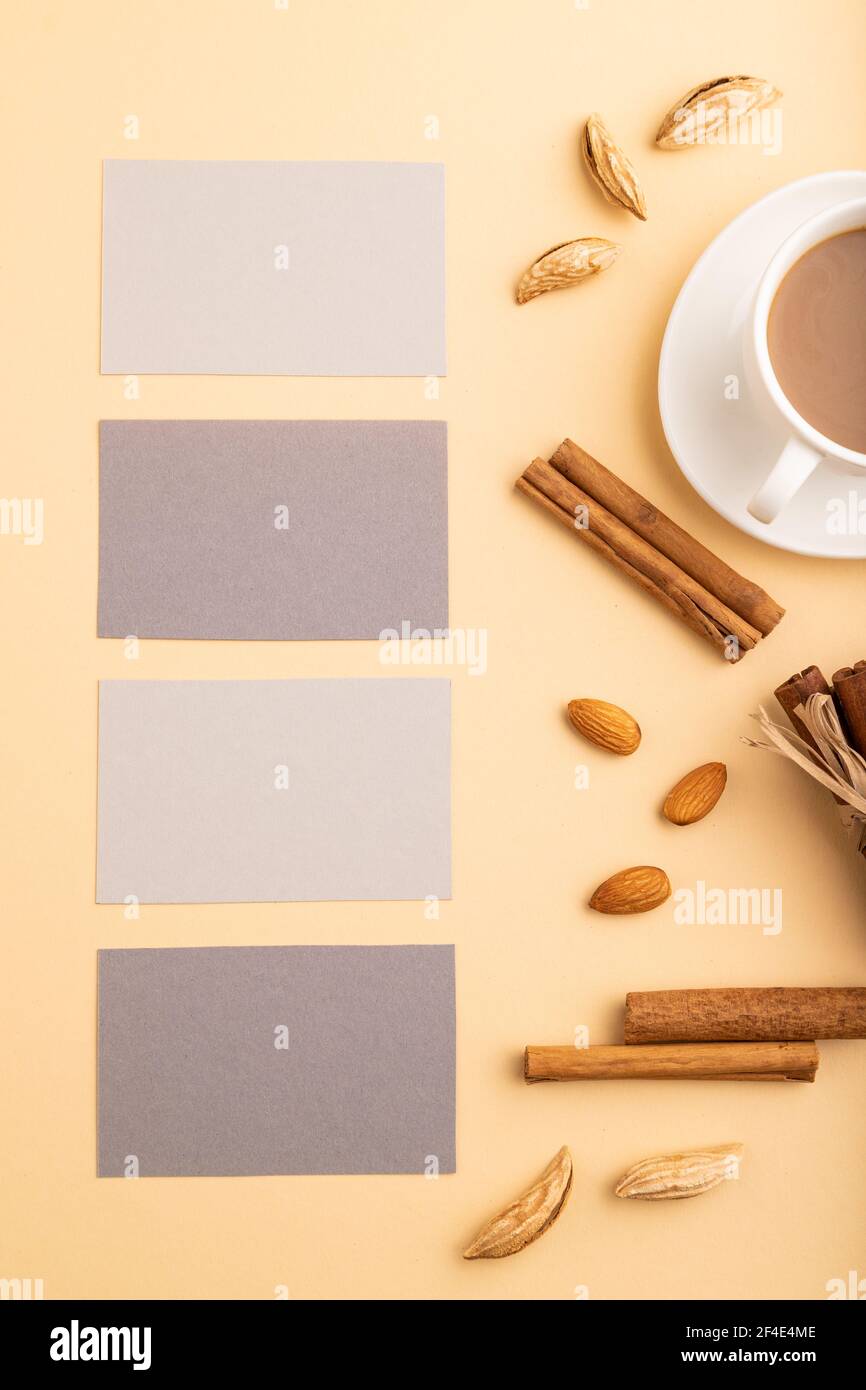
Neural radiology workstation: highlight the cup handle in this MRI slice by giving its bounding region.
[747,437,823,524]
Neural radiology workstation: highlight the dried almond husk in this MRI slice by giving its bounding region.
[463,1145,572,1258]
[516,237,620,304]
[656,76,781,150]
[582,113,647,220]
[615,1142,744,1200]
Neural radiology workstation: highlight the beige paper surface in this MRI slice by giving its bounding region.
[101,160,446,376]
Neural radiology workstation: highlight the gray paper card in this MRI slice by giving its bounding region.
[98,420,448,640]
[101,160,446,375]
[98,945,456,1177]
[96,679,451,903]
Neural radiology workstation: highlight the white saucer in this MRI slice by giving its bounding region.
[659,171,866,558]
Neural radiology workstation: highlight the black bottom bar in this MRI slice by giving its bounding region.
[7,1298,859,1373]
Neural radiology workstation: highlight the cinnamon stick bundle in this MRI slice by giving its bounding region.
[516,442,784,659]
[524,1041,818,1082]
[770,665,866,856]
[551,440,784,637]
[775,666,840,753]
[624,988,866,1044]
[832,661,866,758]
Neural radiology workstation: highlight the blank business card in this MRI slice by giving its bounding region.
[98,945,456,1176]
[98,419,448,640]
[96,679,451,904]
[101,160,446,375]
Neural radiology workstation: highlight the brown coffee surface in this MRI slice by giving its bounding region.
[767,228,866,453]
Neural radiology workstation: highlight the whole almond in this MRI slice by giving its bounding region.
[663,761,727,825]
[582,113,647,221]
[463,1146,573,1259]
[656,76,781,150]
[516,237,621,304]
[567,698,641,755]
[589,865,671,915]
[615,1143,744,1201]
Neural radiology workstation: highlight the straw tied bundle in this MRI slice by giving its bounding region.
[744,663,866,858]
[516,441,784,660]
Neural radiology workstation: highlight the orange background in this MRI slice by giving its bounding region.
[1,0,865,1300]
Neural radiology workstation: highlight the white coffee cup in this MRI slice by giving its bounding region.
[746,196,866,524]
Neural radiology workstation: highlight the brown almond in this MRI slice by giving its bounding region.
[663,761,727,825]
[567,698,641,755]
[589,865,671,915]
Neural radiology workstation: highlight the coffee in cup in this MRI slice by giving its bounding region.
[767,228,866,454]
[746,197,866,524]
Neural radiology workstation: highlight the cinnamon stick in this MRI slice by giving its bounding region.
[550,439,785,637]
[518,457,762,659]
[514,472,711,636]
[515,476,713,638]
[524,1041,818,1082]
[832,661,866,759]
[774,667,864,844]
[624,988,866,1043]
[775,666,838,752]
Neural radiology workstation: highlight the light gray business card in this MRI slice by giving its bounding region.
[96,679,451,903]
[98,945,456,1176]
[98,420,448,640]
[101,160,446,375]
